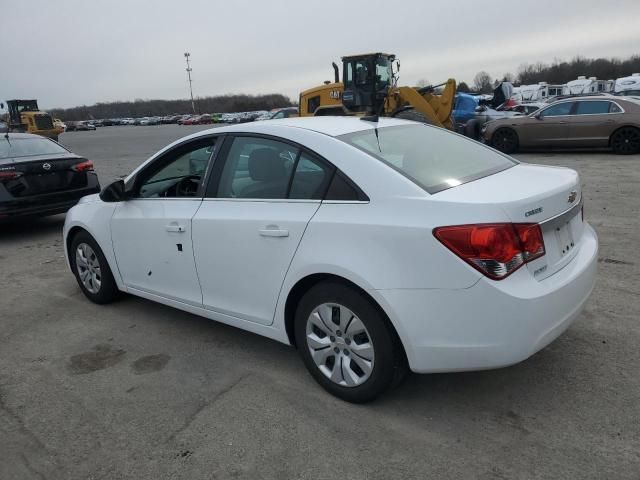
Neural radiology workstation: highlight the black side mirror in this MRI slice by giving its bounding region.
[534,113,543,120]
[99,179,129,202]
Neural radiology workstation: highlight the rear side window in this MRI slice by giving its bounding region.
[0,137,68,159]
[609,102,623,113]
[217,137,298,199]
[575,101,610,115]
[338,124,516,194]
[289,152,333,200]
[325,172,366,201]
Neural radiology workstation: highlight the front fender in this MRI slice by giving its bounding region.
[63,201,123,290]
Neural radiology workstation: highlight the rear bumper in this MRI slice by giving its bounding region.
[375,223,598,373]
[0,180,100,220]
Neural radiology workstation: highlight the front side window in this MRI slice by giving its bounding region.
[540,102,574,117]
[137,139,216,198]
[575,101,610,115]
[339,124,516,194]
[354,60,370,85]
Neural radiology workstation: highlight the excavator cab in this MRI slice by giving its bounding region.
[341,53,395,114]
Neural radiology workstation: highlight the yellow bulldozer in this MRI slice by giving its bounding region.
[299,52,456,129]
[2,99,64,141]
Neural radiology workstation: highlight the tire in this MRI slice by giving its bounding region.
[610,127,640,155]
[69,231,120,304]
[491,127,519,154]
[464,119,481,140]
[294,281,407,403]
[392,108,434,125]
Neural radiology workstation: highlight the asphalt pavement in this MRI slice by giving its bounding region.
[1,125,638,479]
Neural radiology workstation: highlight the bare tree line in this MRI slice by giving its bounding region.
[48,93,294,121]
[465,54,640,93]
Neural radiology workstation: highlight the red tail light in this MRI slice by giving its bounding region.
[0,171,22,181]
[433,223,545,280]
[72,160,94,172]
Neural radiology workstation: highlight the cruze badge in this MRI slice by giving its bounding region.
[525,207,543,217]
[42,163,52,171]
[568,191,577,203]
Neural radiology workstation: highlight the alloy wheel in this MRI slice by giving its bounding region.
[493,128,517,153]
[75,243,102,294]
[305,303,375,387]
[612,128,640,154]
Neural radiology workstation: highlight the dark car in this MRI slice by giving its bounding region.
[0,133,100,220]
[482,96,640,155]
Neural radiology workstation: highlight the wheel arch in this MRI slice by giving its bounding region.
[608,124,640,146]
[283,272,409,365]
[64,220,125,290]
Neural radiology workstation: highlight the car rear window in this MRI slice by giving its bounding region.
[338,124,516,194]
[0,137,68,159]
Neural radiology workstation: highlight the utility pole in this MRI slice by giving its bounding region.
[184,52,196,114]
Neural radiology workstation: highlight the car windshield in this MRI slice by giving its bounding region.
[0,137,68,159]
[338,124,516,194]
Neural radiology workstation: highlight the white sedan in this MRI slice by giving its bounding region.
[63,117,598,402]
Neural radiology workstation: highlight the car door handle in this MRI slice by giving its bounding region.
[259,227,289,237]
[165,223,186,233]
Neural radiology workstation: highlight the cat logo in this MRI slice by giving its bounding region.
[329,90,341,100]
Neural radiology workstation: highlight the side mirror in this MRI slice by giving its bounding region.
[475,106,486,112]
[534,113,543,120]
[99,179,129,202]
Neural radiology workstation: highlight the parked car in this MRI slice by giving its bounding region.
[0,133,100,219]
[73,121,95,131]
[453,92,521,139]
[483,96,640,154]
[269,107,299,119]
[63,117,597,402]
[505,103,546,115]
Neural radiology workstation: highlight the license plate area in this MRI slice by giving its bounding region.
[554,221,576,257]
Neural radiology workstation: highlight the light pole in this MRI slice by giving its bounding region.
[184,52,196,114]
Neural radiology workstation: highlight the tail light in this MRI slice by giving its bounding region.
[0,171,23,181]
[433,223,545,280]
[72,160,94,172]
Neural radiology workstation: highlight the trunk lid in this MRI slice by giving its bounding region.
[432,163,583,280]
[1,154,90,198]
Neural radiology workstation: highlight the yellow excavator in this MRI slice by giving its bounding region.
[299,53,456,129]
[2,99,64,141]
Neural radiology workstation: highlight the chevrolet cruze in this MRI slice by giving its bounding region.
[63,117,598,402]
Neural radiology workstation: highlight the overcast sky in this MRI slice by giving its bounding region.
[2,0,640,109]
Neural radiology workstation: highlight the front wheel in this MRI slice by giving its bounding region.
[610,127,640,155]
[294,282,406,403]
[70,231,120,304]
[491,127,519,153]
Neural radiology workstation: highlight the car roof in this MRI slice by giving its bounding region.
[201,116,411,137]
[1,132,48,140]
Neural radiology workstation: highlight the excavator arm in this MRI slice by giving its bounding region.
[394,79,457,129]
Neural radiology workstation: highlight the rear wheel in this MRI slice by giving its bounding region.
[294,282,406,403]
[70,231,120,304]
[491,127,519,153]
[610,127,640,155]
